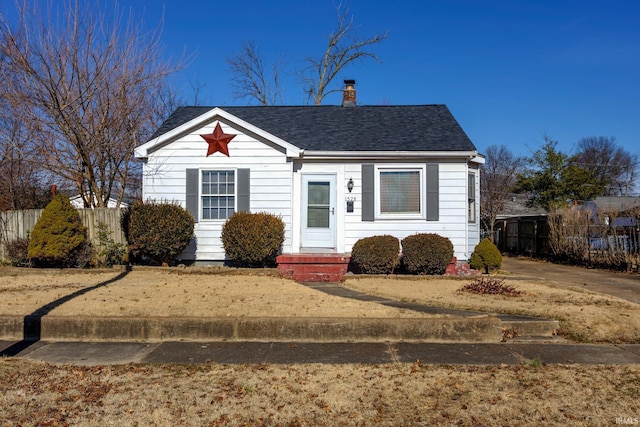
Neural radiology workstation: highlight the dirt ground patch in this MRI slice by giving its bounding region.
[1,358,638,426]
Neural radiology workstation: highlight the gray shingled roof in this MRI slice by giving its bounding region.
[149,105,477,152]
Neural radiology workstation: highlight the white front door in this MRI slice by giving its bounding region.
[301,174,336,249]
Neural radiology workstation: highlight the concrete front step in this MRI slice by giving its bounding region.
[500,319,562,342]
[0,315,561,343]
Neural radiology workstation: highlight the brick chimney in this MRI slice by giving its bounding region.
[342,79,356,107]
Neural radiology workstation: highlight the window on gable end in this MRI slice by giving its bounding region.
[202,170,235,220]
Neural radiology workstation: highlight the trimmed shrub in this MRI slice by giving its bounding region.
[221,212,285,267]
[470,238,502,274]
[5,238,30,267]
[350,235,400,274]
[401,233,454,275]
[27,193,88,267]
[122,200,194,265]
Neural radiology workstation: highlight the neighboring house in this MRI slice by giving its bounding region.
[492,194,548,256]
[496,194,547,220]
[135,82,484,264]
[584,196,640,227]
[583,196,640,254]
[69,195,128,209]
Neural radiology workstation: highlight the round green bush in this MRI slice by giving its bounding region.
[350,235,400,274]
[122,200,194,265]
[221,212,285,267]
[470,238,502,273]
[401,233,454,275]
[27,193,89,267]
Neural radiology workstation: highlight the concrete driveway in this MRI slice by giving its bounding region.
[501,256,640,304]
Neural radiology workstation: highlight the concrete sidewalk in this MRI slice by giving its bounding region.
[2,340,640,366]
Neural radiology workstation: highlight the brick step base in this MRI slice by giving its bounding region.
[276,254,350,282]
[445,257,481,276]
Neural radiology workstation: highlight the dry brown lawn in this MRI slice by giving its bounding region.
[343,274,640,343]
[0,268,435,319]
[1,359,639,426]
[1,267,640,425]
[1,266,639,342]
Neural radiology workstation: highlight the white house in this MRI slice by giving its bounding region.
[69,195,128,209]
[135,82,484,265]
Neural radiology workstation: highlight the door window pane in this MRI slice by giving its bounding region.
[307,181,330,227]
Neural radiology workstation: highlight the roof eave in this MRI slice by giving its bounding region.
[300,150,481,160]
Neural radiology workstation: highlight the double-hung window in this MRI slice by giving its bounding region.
[201,170,235,220]
[468,172,476,223]
[376,166,425,219]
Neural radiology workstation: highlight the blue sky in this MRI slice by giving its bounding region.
[3,1,640,163]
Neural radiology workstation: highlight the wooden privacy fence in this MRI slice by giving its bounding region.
[0,208,126,259]
[494,215,550,257]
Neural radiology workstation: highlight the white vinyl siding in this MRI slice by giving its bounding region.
[141,121,293,262]
[139,110,481,262]
[343,161,477,260]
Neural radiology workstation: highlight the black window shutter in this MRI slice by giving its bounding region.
[237,168,250,212]
[426,163,439,221]
[362,164,374,221]
[186,168,199,223]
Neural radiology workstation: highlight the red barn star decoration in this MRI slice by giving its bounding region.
[200,123,236,157]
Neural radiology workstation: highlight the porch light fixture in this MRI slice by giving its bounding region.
[347,177,354,193]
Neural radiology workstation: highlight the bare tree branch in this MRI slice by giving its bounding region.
[572,136,638,197]
[226,40,286,106]
[480,145,523,241]
[302,7,387,105]
[0,0,182,208]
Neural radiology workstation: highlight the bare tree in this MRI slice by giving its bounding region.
[226,41,286,106]
[572,136,637,197]
[188,75,208,106]
[480,145,523,241]
[302,7,387,105]
[0,116,51,210]
[0,1,181,208]
[226,6,386,106]
[0,41,51,210]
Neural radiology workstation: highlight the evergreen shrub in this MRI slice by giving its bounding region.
[470,238,502,273]
[350,235,400,274]
[122,200,194,265]
[401,233,454,275]
[27,193,89,267]
[221,211,285,267]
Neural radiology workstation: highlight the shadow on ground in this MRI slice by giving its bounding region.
[0,270,130,357]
